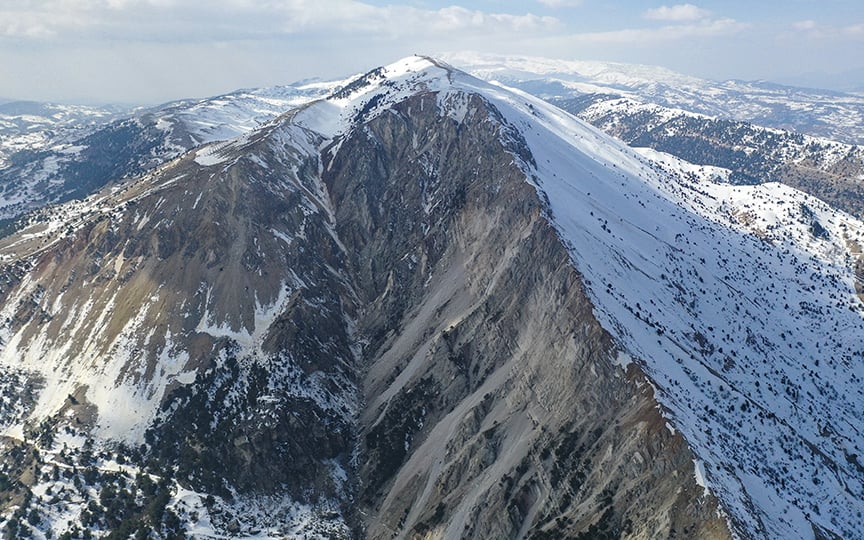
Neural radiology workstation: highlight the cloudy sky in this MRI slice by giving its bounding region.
[2,0,863,104]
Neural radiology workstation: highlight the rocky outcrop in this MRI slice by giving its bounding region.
[0,122,360,536]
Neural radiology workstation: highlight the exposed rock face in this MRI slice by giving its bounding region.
[322,91,727,538]
[0,120,360,536]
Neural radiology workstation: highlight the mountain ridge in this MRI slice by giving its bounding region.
[4,52,864,232]
[0,79,347,226]
[552,94,864,221]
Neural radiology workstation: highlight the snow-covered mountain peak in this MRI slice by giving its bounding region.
[0,56,861,539]
[291,56,457,138]
[288,55,864,538]
[292,54,603,157]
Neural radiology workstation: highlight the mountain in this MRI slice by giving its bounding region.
[0,101,128,163]
[0,81,344,228]
[442,52,864,145]
[441,53,864,223]
[554,95,864,219]
[0,56,862,540]
[8,53,863,237]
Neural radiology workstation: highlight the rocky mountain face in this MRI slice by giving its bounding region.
[324,88,727,539]
[0,57,862,540]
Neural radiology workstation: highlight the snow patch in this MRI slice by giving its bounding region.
[194,142,231,166]
[693,458,709,496]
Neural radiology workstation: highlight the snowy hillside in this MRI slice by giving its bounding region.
[0,92,359,538]
[477,69,864,540]
[442,51,864,145]
[0,101,126,165]
[552,94,864,224]
[142,80,348,149]
[569,95,860,171]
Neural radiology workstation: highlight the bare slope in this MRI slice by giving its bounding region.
[0,112,359,537]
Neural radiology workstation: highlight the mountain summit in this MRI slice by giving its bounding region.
[0,56,861,539]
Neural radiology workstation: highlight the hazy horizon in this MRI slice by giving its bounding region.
[3,0,863,105]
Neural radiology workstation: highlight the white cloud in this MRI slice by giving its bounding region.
[845,23,864,36]
[786,20,864,40]
[0,21,55,39]
[536,0,583,7]
[565,17,747,45]
[643,4,710,22]
[0,1,559,42]
[792,20,818,31]
[425,7,558,33]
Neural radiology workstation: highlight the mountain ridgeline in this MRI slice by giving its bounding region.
[0,84,337,228]
[0,57,861,539]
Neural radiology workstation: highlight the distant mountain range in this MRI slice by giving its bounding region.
[0,81,344,226]
[442,52,864,145]
[778,66,864,95]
